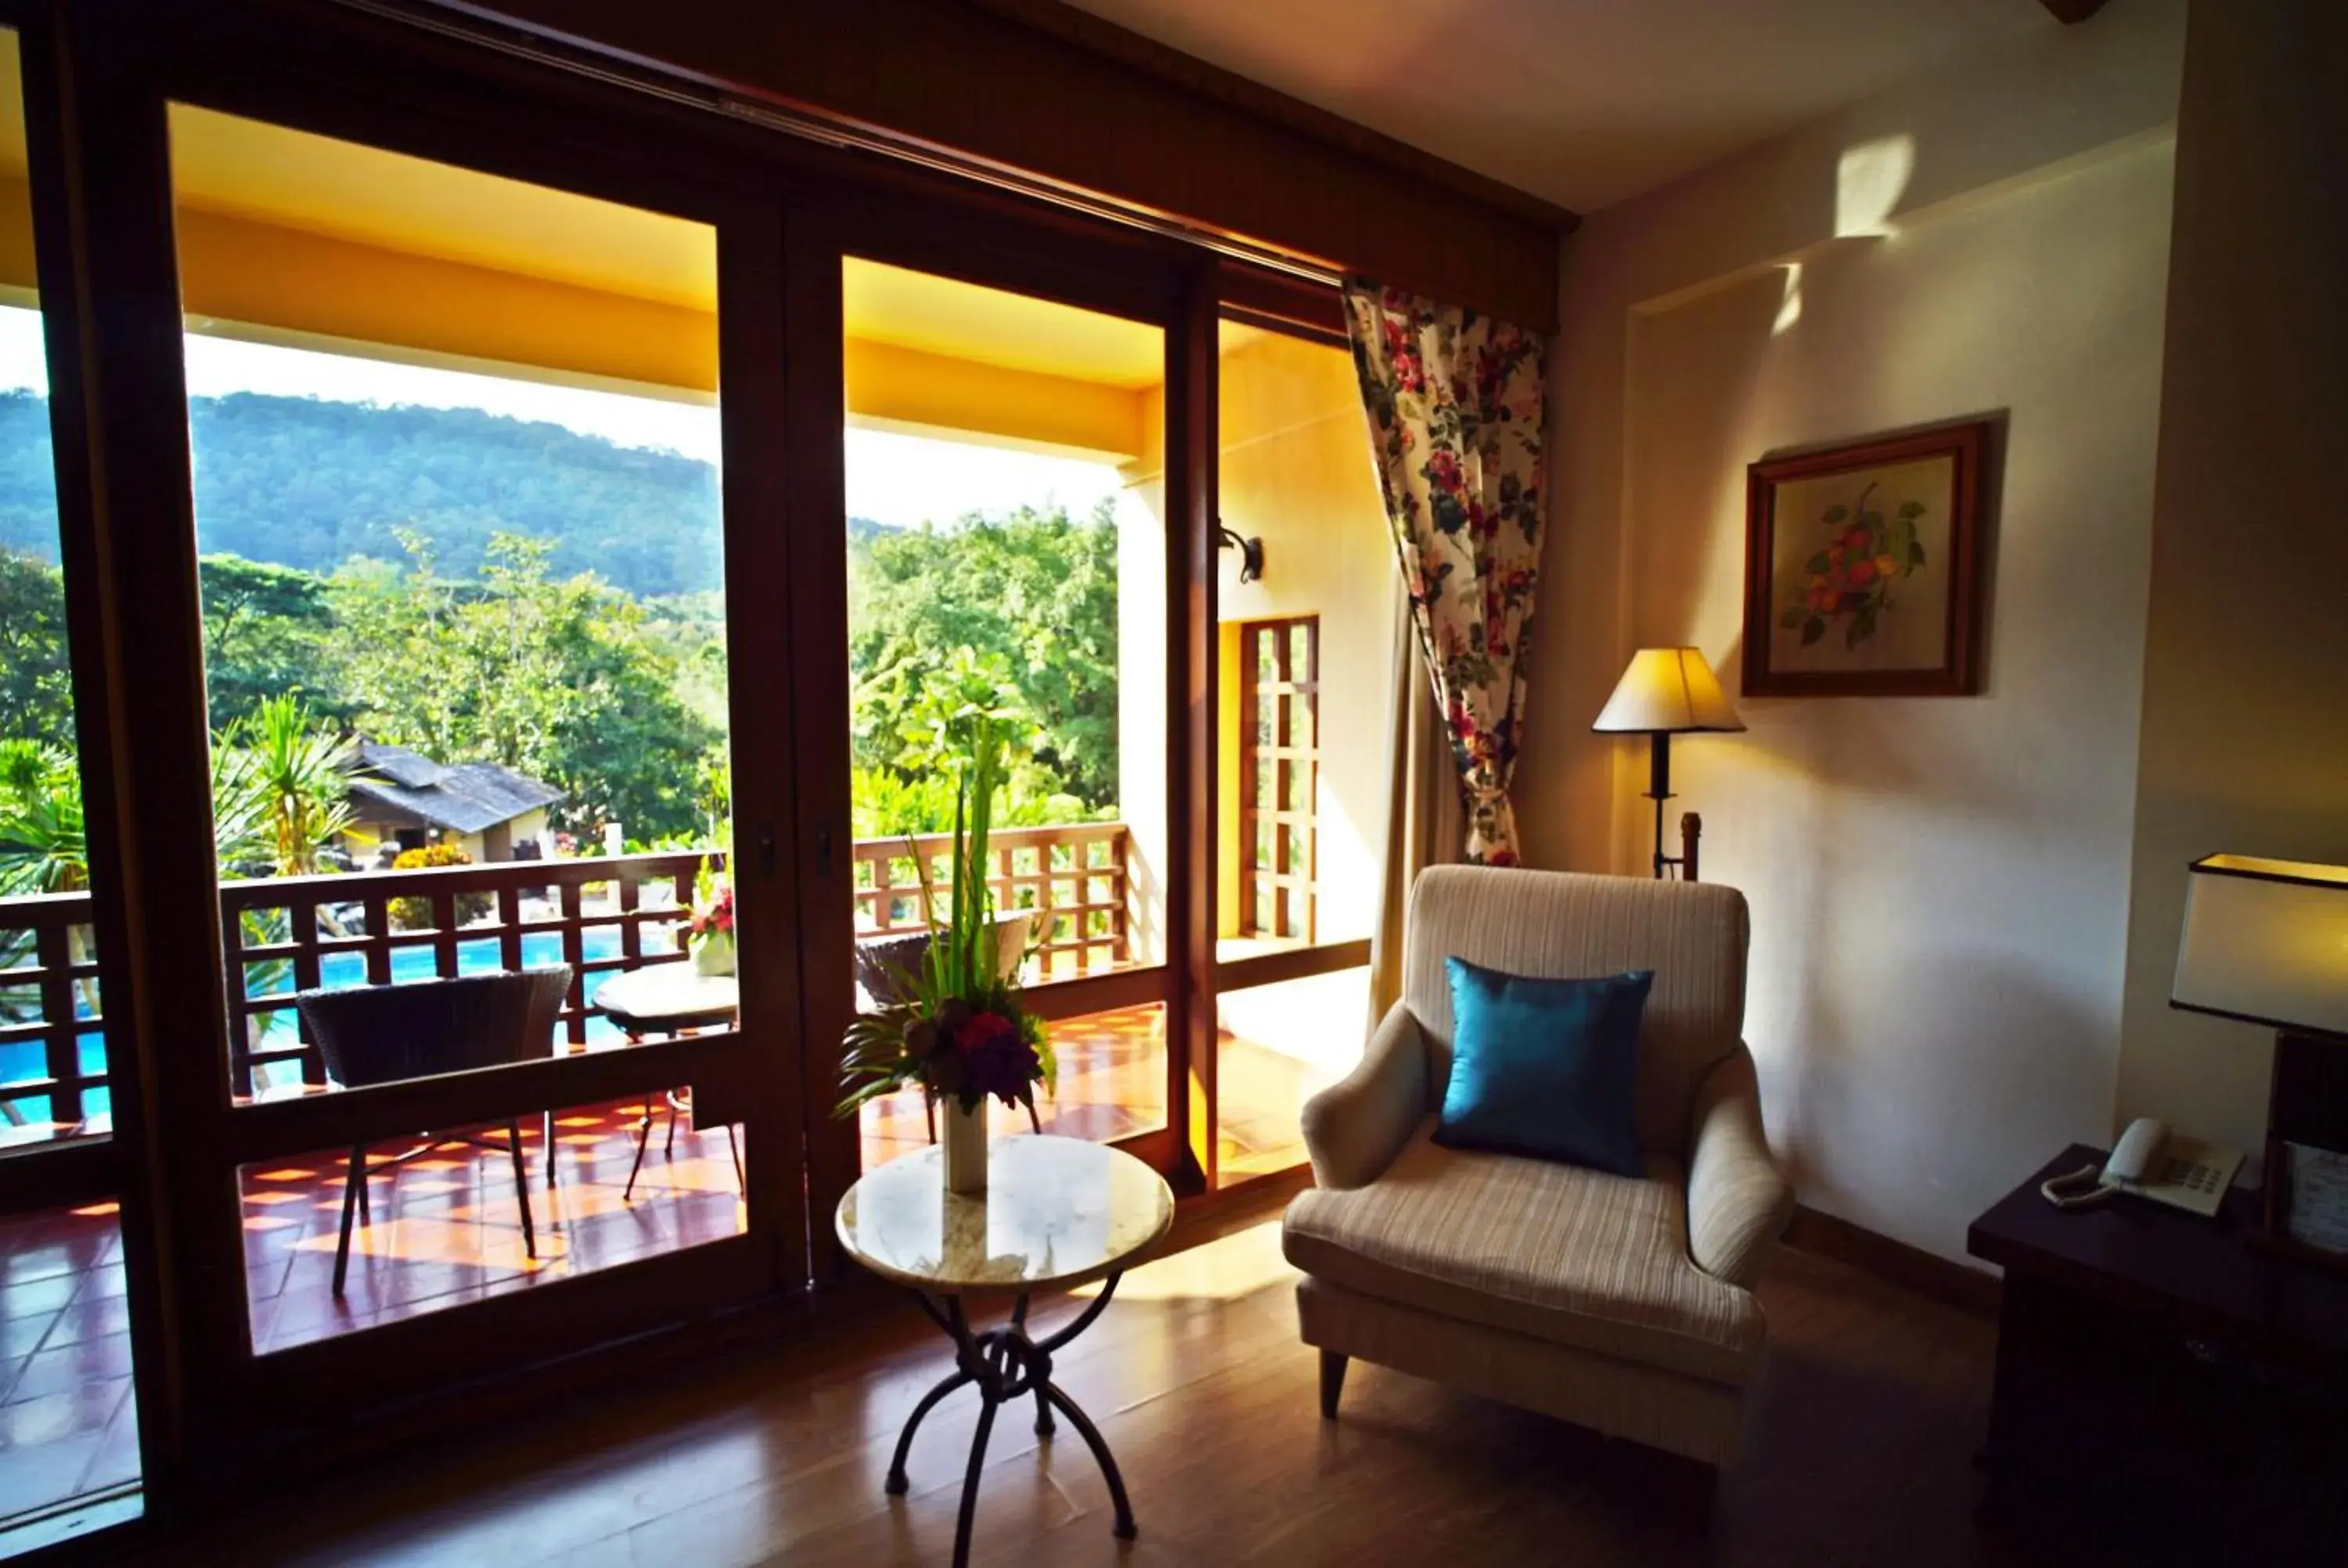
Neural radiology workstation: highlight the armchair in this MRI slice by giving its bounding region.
[1284,866,1791,1469]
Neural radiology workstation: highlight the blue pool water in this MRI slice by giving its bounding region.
[3,923,637,1124]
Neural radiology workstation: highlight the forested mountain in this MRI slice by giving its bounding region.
[0,389,761,596]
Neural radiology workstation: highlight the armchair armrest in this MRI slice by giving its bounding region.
[1299,1000,1430,1189]
[1685,1045,1792,1289]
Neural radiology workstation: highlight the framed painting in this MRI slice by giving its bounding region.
[1741,419,1990,697]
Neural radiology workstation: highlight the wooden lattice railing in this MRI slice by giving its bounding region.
[851,822,1129,979]
[0,890,103,1135]
[219,849,716,1095]
[1,822,1135,1124]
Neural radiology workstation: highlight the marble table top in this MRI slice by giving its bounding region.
[835,1134,1175,1293]
[592,964,738,1030]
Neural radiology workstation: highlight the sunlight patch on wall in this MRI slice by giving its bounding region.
[1836,134,1916,237]
[1773,262,1805,336]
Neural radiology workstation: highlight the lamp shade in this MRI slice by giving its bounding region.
[1592,648,1745,735]
[2171,854,2348,1038]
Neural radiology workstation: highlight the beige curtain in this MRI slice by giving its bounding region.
[1368,591,1465,1020]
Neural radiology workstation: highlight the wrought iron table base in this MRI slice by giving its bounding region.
[886,1276,1136,1567]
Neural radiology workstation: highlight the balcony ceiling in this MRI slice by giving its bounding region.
[1060,0,2059,213]
[160,106,1165,393]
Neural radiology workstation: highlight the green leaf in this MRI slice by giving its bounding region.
[1778,605,1806,629]
[1909,541,1927,567]
[1800,617,1826,647]
[1846,615,1868,650]
[1805,552,1831,574]
[1899,500,1925,519]
[1823,505,1849,524]
[1858,510,1883,530]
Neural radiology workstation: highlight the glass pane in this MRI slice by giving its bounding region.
[841,258,1164,1168]
[0,26,147,1542]
[1217,329,1391,950]
[1215,968,1370,1184]
[165,104,739,1097]
[236,1091,744,1352]
[859,1003,1169,1169]
[0,1204,140,1539]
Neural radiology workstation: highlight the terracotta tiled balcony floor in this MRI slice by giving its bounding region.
[238,1099,749,1355]
[0,1207,139,1533]
[859,1004,1326,1181]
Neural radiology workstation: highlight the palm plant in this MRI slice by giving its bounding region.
[835,704,1053,1124]
[218,694,356,878]
[0,739,87,896]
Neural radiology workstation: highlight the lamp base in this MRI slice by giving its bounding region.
[2258,1030,2348,1268]
[1641,732,1702,882]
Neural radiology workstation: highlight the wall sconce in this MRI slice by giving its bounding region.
[1216,521,1264,584]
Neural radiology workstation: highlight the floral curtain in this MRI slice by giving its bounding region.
[1343,279,1549,865]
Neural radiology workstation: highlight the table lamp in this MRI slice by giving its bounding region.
[1592,647,1745,880]
[2170,854,2348,1251]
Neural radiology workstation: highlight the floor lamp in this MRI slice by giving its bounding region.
[1592,647,1745,880]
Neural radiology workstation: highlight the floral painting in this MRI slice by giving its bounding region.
[1742,422,1990,698]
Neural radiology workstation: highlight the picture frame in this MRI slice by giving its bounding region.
[1741,419,1990,697]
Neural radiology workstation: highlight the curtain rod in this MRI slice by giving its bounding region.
[327,0,1349,292]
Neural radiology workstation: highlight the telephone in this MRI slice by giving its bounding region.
[2040,1118,2244,1217]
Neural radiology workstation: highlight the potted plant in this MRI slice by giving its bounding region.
[689,861,736,976]
[834,707,1053,1194]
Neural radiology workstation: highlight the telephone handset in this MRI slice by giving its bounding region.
[2040,1118,2244,1217]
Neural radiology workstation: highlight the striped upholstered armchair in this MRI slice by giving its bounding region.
[1283,865,1792,1470]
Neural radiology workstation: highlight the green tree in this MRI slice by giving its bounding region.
[0,545,74,749]
[329,532,718,840]
[848,502,1119,811]
[200,554,341,728]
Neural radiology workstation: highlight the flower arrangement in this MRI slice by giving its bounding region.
[834,705,1053,1138]
[688,860,735,976]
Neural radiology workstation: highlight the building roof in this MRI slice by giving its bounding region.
[347,743,564,836]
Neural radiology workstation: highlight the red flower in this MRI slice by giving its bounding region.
[690,886,735,938]
[1846,558,1878,588]
[954,1011,1016,1055]
[1425,449,1462,489]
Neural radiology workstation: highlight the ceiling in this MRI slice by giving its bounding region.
[1061,0,2061,212]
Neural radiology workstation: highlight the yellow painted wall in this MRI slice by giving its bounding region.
[0,174,1147,459]
[846,338,1144,462]
[1213,329,1394,947]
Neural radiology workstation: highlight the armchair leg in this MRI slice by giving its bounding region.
[1319,1350,1348,1419]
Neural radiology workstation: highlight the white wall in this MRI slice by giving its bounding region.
[1519,2,2187,1263]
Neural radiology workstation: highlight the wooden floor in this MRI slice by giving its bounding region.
[133,1217,2029,1568]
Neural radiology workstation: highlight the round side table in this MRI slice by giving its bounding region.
[835,1133,1174,1568]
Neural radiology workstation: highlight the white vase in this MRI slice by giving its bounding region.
[942,1100,988,1195]
[693,928,736,976]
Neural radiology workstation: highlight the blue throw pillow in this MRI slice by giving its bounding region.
[1434,957,1652,1177]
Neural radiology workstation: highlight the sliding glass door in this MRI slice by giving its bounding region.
[786,203,1213,1261]
[1206,313,1388,1186]
[45,3,808,1465]
[0,15,151,1551]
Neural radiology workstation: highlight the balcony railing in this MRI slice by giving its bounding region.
[0,890,103,1131]
[852,822,1129,979]
[0,822,1133,1125]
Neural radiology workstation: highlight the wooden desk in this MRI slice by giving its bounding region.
[1968,1145,2348,1559]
